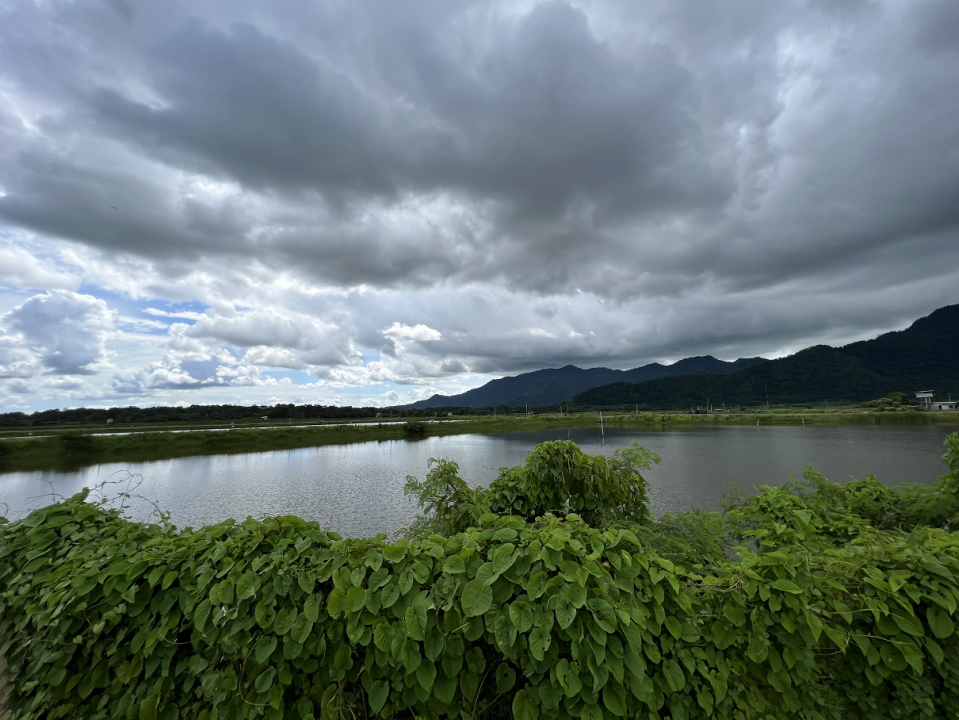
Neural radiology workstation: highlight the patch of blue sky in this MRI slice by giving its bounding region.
[357,349,381,367]
[71,284,172,335]
[76,284,208,332]
[179,359,220,382]
[139,297,208,322]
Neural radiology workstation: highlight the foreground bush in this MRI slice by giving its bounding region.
[0,436,958,719]
[403,441,657,536]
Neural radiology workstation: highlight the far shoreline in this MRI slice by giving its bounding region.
[2,409,958,473]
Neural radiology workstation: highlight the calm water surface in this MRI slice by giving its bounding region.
[1,425,954,537]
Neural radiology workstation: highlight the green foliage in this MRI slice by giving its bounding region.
[0,403,432,428]
[484,441,657,527]
[2,436,959,720]
[404,459,487,537]
[941,431,959,497]
[571,317,959,409]
[862,392,919,412]
[403,420,428,435]
[725,434,959,549]
[627,510,731,571]
[405,441,657,536]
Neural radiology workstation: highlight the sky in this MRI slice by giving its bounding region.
[1,0,958,412]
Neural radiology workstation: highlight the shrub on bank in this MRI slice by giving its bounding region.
[0,436,958,720]
[403,421,428,436]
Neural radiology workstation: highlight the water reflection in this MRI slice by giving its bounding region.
[0,425,953,538]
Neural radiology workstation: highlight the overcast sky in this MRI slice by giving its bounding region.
[1,0,957,412]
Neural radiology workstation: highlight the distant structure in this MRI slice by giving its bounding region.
[915,390,957,410]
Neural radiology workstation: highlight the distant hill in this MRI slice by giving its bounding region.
[571,304,959,409]
[408,356,766,408]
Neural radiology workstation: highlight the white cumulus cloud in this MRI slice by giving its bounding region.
[0,291,115,377]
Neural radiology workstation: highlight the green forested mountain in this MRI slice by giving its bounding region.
[572,304,959,409]
[408,356,765,408]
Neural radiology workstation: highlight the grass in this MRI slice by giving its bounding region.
[1,409,957,473]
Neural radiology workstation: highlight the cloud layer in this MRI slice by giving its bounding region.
[1,0,957,410]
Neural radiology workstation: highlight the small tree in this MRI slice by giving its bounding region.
[485,440,658,526]
[404,440,659,535]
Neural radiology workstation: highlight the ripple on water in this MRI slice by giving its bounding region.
[0,425,953,537]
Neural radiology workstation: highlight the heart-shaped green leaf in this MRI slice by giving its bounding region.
[236,572,258,601]
[512,689,539,720]
[509,601,534,633]
[273,608,296,636]
[255,635,277,664]
[663,659,685,693]
[461,580,492,617]
[368,680,389,712]
[290,613,313,644]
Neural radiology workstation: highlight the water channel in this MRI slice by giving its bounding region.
[1,425,955,537]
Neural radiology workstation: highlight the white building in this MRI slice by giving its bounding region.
[916,391,957,410]
[915,391,935,409]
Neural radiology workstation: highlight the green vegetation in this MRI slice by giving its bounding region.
[0,424,409,472]
[403,441,658,536]
[0,417,608,472]
[861,392,920,412]
[0,404,429,429]
[571,305,959,409]
[408,358,765,410]
[403,421,428,436]
[2,432,959,719]
[1,410,957,473]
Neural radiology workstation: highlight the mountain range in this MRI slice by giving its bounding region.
[408,357,767,408]
[573,304,959,409]
[411,304,959,410]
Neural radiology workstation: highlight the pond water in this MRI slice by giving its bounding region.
[0,425,954,537]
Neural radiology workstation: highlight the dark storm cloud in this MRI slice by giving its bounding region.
[89,22,396,197]
[89,5,723,215]
[0,0,734,291]
[69,0,730,292]
[3,0,956,295]
[913,0,959,53]
[0,146,253,257]
[1,0,959,400]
